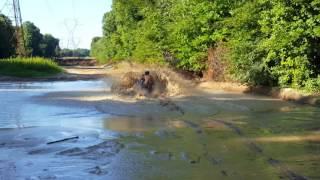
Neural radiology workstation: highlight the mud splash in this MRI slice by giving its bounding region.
[111,70,185,98]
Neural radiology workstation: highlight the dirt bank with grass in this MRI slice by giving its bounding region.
[198,81,320,106]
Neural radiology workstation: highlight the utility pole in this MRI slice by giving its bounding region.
[12,0,26,56]
[1,0,26,56]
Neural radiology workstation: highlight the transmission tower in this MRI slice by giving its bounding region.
[12,0,26,56]
[0,0,26,56]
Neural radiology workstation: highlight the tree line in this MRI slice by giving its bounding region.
[91,0,320,92]
[0,14,90,58]
[0,14,60,58]
[59,48,90,57]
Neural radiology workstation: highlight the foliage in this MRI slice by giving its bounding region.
[91,0,236,69]
[0,14,16,58]
[0,16,61,58]
[304,76,320,93]
[0,57,62,77]
[23,21,60,57]
[166,0,237,71]
[91,0,320,92]
[40,34,60,57]
[225,0,320,91]
[23,21,43,56]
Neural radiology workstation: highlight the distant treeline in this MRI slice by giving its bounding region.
[59,48,90,57]
[0,14,89,58]
[91,0,320,92]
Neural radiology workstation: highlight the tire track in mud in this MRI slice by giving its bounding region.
[213,119,308,180]
[182,120,208,165]
[183,120,231,177]
[159,99,185,115]
[94,103,137,118]
[156,100,223,170]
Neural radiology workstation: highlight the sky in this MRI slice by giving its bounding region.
[0,0,112,49]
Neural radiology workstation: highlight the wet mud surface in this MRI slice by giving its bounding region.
[0,79,319,179]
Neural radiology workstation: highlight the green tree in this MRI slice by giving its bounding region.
[258,0,320,88]
[166,0,237,71]
[91,0,320,92]
[91,0,237,71]
[23,21,43,56]
[225,0,320,89]
[0,14,16,58]
[40,34,60,57]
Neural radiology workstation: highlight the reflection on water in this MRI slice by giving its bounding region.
[0,80,111,91]
[0,80,110,129]
[104,116,171,132]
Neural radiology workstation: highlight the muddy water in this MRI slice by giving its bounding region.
[0,80,319,179]
[107,95,320,180]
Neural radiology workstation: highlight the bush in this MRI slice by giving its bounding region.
[304,76,320,93]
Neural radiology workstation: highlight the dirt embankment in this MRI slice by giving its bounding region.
[198,81,320,106]
[246,86,320,106]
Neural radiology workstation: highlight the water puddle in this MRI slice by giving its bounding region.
[0,80,111,129]
[0,79,319,179]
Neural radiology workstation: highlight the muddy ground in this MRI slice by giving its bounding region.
[0,63,319,179]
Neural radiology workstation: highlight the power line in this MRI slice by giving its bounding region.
[63,0,82,50]
[13,0,26,56]
[63,18,81,50]
[1,0,26,56]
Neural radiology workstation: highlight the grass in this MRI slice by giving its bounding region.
[0,57,63,77]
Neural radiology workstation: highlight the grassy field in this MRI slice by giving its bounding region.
[0,57,62,77]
